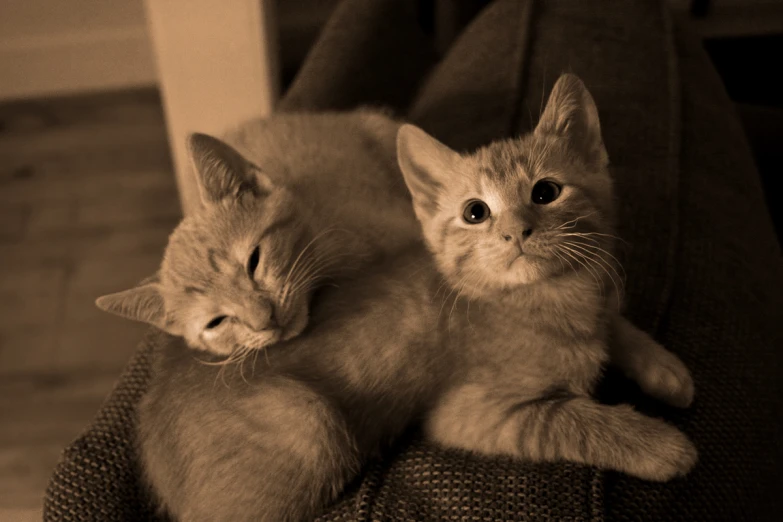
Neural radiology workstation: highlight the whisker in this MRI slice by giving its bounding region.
[432,276,453,304]
[465,271,489,331]
[563,239,626,282]
[196,352,244,367]
[219,362,230,389]
[562,240,625,289]
[283,228,332,290]
[561,243,621,303]
[554,211,597,230]
[283,250,355,301]
[557,246,603,295]
[448,276,472,331]
[213,366,225,390]
[539,56,548,120]
[251,345,260,376]
[552,250,568,273]
[554,250,575,273]
[285,259,345,297]
[283,227,352,300]
[438,267,479,327]
[437,278,461,324]
[557,233,600,245]
[564,242,625,303]
[235,347,251,386]
[558,231,629,245]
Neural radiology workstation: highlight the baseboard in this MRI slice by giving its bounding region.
[0,26,157,102]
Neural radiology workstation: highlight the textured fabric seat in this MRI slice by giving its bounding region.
[44,1,782,520]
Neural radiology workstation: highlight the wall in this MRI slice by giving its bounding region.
[0,0,156,100]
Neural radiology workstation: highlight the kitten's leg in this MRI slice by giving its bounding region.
[426,384,697,482]
[609,315,695,408]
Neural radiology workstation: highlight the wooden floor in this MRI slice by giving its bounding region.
[0,89,180,512]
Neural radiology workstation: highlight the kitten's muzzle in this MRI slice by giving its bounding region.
[502,227,534,261]
[239,299,277,332]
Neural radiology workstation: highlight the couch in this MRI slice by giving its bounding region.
[44,0,783,520]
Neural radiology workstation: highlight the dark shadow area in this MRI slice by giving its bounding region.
[704,34,783,248]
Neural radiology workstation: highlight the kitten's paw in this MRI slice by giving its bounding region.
[629,423,698,482]
[637,349,695,408]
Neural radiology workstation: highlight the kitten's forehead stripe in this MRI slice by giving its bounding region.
[482,144,535,184]
[512,155,533,178]
[207,248,222,273]
[477,167,495,179]
[184,286,206,295]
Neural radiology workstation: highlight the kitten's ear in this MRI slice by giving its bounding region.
[187,133,275,204]
[96,281,166,330]
[535,73,608,167]
[397,124,460,218]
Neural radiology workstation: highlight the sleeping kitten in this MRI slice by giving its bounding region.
[95,110,419,356]
[138,74,696,522]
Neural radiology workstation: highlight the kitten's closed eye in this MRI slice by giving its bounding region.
[462,199,490,224]
[247,246,260,277]
[206,315,228,329]
[531,180,561,205]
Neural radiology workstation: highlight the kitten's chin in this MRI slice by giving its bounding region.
[504,256,549,286]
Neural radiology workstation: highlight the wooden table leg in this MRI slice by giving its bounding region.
[143,0,279,216]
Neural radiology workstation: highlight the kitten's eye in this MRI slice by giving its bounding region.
[462,199,490,224]
[205,316,228,329]
[531,180,562,205]
[247,246,260,277]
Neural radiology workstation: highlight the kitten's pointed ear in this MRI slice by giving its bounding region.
[96,281,166,330]
[535,74,608,167]
[397,124,460,218]
[187,133,274,204]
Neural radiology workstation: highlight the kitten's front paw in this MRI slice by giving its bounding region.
[637,349,695,409]
[630,422,698,482]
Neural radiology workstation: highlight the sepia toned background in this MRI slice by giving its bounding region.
[0,0,781,519]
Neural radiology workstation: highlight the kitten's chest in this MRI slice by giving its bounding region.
[453,290,609,395]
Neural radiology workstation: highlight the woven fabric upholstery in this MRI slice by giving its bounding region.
[314,436,601,522]
[44,0,783,520]
[44,332,160,521]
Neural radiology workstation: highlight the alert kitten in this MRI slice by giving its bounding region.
[95,110,419,356]
[138,74,696,522]
[396,74,697,477]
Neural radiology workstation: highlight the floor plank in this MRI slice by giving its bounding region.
[0,88,178,510]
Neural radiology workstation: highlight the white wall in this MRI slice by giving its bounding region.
[0,0,156,100]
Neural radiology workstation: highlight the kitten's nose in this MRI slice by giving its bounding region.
[502,228,534,242]
[242,300,277,331]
